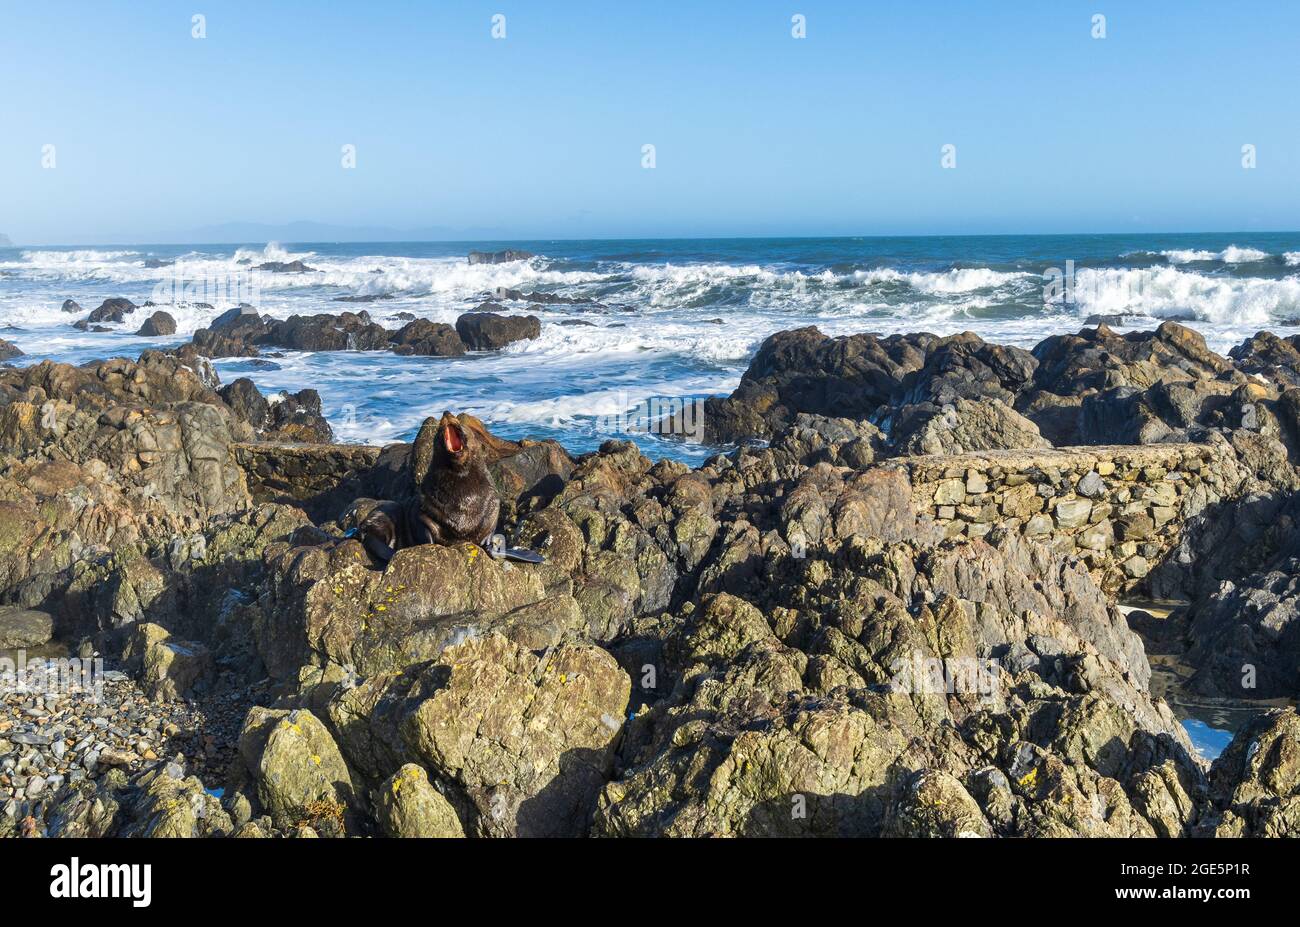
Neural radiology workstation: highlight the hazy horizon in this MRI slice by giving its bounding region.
[9,226,1300,249]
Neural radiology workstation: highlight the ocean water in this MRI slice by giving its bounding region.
[4,233,1300,462]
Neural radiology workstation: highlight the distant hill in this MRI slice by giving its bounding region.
[0,234,11,247]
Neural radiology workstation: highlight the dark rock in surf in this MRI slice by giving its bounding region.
[219,377,272,430]
[333,293,394,303]
[455,310,541,351]
[256,260,317,274]
[268,389,334,443]
[267,312,391,352]
[86,297,139,324]
[700,326,934,443]
[390,319,466,357]
[136,310,178,337]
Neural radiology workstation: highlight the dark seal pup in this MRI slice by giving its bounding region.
[358,411,500,563]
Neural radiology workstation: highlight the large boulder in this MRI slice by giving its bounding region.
[891,398,1050,456]
[700,326,934,443]
[268,311,392,352]
[402,632,629,836]
[252,537,571,679]
[238,707,361,833]
[1229,331,1300,390]
[123,621,213,701]
[455,310,541,351]
[135,310,177,337]
[0,606,53,648]
[390,319,466,357]
[895,333,1038,408]
[374,764,465,837]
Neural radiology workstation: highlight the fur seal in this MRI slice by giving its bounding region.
[358,411,500,562]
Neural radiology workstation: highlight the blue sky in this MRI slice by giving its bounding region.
[2,0,1298,244]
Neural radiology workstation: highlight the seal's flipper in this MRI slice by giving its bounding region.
[502,547,545,564]
[484,533,545,564]
[363,533,396,564]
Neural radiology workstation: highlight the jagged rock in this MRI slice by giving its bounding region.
[700,326,934,442]
[256,260,316,273]
[219,377,271,430]
[1033,322,1234,395]
[896,333,1038,408]
[1185,557,1300,698]
[269,312,392,352]
[1205,708,1300,836]
[266,388,333,442]
[185,307,531,360]
[118,767,234,837]
[0,338,22,361]
[770,414,884,469]
[884,770,992,837]
[1230,331,1300,389]
[253,538,564,679]
[892,398,1050,456]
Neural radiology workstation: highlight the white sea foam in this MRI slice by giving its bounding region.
[9,240,1300,459]
[231,241,314,264]
[850,267,1031,293]
[1161,246,1271,264]
[1066,266,1300,325]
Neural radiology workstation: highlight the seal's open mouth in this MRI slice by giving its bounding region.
[444,423,465,454]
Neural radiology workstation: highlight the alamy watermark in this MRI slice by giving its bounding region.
[890,652,1001,699]
[149,263,262,308]
[592,391,706,443]
[1,651,105,703]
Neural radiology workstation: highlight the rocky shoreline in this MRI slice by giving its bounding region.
[3,318,1300,837]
